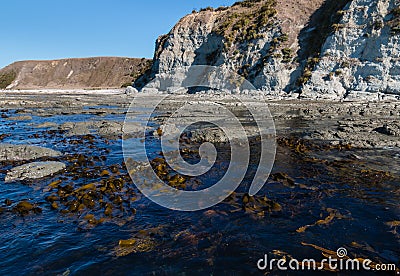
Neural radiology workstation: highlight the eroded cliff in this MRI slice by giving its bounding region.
[136,0,400,99]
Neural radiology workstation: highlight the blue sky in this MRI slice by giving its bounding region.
[0,0,236,68]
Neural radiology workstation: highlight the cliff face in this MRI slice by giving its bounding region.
[0,57,151,90]
[138,0,325,93]
[303,0,400,99]
[138,0,400,99]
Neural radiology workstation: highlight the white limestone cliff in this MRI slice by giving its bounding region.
[303,0,400,99]
[137,0,400,99]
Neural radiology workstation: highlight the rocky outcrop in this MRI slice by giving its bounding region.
[137,0,400,99]
[5,161,66,182]
[0,144,62,161]
[303,0,400,99]
[125,86,138,95]
[136,0,327,94]
[59,120,123,138]
[0,57,152,89]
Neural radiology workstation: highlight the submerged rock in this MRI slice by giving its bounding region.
[5,161,66,182]
[0,144,62,161]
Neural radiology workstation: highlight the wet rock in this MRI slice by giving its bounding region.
[34,122,58,128]
[157,123,181,138]
[122,122,150,139]
[60,120,123,138]
[5,161,66,182]
[189,127,228,143]
[6,115,32,121]
[97,121,123,138]
[374,124,399,136]
[0,144,62,161]
[60,122,92,136]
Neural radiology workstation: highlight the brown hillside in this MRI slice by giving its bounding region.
[0,57,152,89]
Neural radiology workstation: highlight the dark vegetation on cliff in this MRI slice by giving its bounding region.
[0,71,16,89]
[121,59,153,88]
[213,0,277,48]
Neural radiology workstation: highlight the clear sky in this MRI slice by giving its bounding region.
[0,0,236,68]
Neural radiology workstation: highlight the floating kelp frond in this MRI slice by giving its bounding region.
[296,208,349,233]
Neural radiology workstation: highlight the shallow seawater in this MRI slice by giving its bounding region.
[0,106,399,275]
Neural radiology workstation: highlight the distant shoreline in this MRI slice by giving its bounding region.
[0,88,126,95]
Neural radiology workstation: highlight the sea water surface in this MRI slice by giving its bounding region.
[0,105,399,275]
